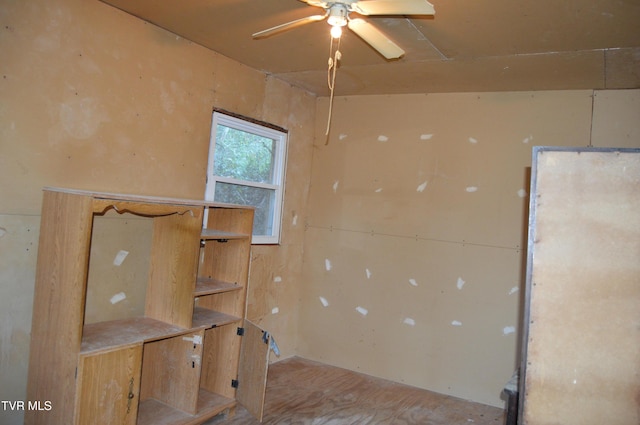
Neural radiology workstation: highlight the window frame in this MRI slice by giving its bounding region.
[205,110,288,245]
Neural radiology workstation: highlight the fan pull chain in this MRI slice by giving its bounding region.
[325,35,341,140]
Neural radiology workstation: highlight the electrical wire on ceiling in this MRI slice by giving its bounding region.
[325,33,341,141]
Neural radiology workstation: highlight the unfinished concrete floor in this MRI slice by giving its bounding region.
[207,356,505,425]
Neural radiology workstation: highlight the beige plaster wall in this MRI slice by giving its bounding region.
[300,89,640,407]
[2,0,638,421]
[0,0,315,423]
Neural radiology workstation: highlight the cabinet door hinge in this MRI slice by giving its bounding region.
[231,379,239,388]
[237,327,245,336]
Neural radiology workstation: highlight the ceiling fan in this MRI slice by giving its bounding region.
[252,0,436,59]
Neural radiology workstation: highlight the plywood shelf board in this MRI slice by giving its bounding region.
[200,229,250,240]
[192,307,241,329]
[137,391,236,425]
[195,278,243,296]
[81,317,191,354]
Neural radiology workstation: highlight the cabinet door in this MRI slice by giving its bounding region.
[75,345,142,425]
[237,320,270,422]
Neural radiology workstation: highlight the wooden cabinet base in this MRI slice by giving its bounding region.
[26,188,268,425]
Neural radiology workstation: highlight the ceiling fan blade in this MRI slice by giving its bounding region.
[299,0,329,8]
[347,18,405,59]
[253,14,327,38]
[353,0,435,16]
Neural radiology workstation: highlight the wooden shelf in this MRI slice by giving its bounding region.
[192,307,241,329]
[200,229,249,241]
[195,277,243,296]
[27,188,265,424]
[137,389,236,425]
[81,317,190,354]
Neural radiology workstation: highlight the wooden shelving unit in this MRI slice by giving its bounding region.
[25,188,270,425]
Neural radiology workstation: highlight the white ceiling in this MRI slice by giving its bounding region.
[100,0,640,96]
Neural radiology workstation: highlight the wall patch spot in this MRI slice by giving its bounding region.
[319,296,329,307]
[325,259,332,271]
[517,189,528,198]
[271,307,280,315]
[409,278,418,287]
[59,97,108,140]
[375,188,383,193]
[451,320,462,326]
[377,135,389,142]
[339,133,348,140]
[273,276,282,283]
[416,180,429,192]
[292,214,298,226]
[503,326,516,335]
[522,135,533,144]
[113,250,129,266]
[332,180,339,193]
[420,134,433,140]
[403,317,416,326]
[356,306,368,316]
[466,186,478,193]
[365,268,372,279]
[0,227,6,238]
[468,137,478,144]
[110,292,126,305]
[456,277,466,290]
[508,286,519,295]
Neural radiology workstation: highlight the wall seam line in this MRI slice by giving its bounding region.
[306,224,520,252]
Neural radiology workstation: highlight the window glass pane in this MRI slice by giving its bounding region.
[213,125,276,184]
[214,182,275,237]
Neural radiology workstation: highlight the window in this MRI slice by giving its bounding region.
[206,111,288,244]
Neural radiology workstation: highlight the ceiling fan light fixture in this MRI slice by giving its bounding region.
[251,0,437,138]
[330,25,343,38]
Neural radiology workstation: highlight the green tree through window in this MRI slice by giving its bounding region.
[214,126,276,183]
[206,112,287,244]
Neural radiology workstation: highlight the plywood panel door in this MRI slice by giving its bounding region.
[200,324,243,399]
[237,320,270,422]
[75,346,143,425]
[520,147,640,425]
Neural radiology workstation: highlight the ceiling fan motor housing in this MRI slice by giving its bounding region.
[327,4,349,27]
